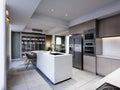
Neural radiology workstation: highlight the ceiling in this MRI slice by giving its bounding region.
[7,0,120,34]
[36,0,118,21]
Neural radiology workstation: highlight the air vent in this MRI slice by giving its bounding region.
[32,29,43,32]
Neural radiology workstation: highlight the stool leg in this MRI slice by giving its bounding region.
[25,59,28,64]
[26,59,30,70]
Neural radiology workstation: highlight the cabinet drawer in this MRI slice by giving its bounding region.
[83,55,96,73]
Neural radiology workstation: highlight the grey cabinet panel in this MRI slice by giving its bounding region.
[99,14,120,37]
[97,57,111,76]
[97,56,120,76]
[83,55,96,73]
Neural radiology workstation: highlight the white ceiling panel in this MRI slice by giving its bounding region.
[8,0,120,34]
[36,0,118,21]
[26,13,68,30]
[8,0,41,31]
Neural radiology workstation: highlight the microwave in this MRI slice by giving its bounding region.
[84,29,96,40]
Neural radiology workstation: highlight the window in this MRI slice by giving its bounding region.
[56,37,61,45]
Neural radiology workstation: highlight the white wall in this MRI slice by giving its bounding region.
[9,28,12,62]
[52,35,55,51]
[103,37,120,56]
[65,36,69,54]
[0,0,6,90]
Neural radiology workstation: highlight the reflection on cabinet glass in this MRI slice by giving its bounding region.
[21,32,46,55]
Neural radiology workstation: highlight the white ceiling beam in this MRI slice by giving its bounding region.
[46,27,68,34]
[26,13,69,31]
[8,0,42,31]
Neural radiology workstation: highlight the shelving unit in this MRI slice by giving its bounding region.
[21,32,46,56]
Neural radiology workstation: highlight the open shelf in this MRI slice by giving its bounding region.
[21,32,46,56]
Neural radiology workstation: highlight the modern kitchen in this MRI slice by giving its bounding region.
[1,0,120,90]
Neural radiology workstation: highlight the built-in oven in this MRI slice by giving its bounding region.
[83,29,96,56]
[84,47,94,54]
[83,41,95,56]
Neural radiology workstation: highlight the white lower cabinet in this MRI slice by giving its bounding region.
[83,55,96,73]
[111,60,120,72]
[97,56,120,76]
[97,57,111,76]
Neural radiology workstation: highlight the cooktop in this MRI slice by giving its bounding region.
[96,82,120,90]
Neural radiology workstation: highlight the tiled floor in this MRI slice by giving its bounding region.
[8,60,103,90]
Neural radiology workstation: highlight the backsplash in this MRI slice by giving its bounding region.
[103,37,120,56]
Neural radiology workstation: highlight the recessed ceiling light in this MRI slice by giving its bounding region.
[51,9,54,12]
[65,13,68,16]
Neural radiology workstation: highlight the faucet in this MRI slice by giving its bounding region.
[51,43,55,52]
[50,49,52,54]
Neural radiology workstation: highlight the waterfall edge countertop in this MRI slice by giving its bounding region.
[33,51,72,84]
[88,68,120,90]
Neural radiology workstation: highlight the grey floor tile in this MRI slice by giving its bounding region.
[8,61,103,90]
[8,84,28,90]
[28,84,52,90]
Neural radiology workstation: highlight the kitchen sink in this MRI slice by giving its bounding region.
[50,52,63,55]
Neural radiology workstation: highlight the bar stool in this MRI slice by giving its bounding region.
[25,52,36,69]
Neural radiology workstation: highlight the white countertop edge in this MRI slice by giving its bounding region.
[32,51,72,57]
[89,68,120,89]
[97,55,120,60]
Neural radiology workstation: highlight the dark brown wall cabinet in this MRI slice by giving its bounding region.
[99,14,120,37]
[69,20,96,34]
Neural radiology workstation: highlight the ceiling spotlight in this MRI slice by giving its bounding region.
[51,9,54,12]
[65,13,68,16]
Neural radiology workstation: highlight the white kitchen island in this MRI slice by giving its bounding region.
[35,51,72,84]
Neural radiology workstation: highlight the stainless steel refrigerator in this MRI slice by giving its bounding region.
[69,35,83,70]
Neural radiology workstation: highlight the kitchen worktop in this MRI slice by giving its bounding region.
[97,55,120,60]
[33,51,70,57]
[88,68,120,89]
